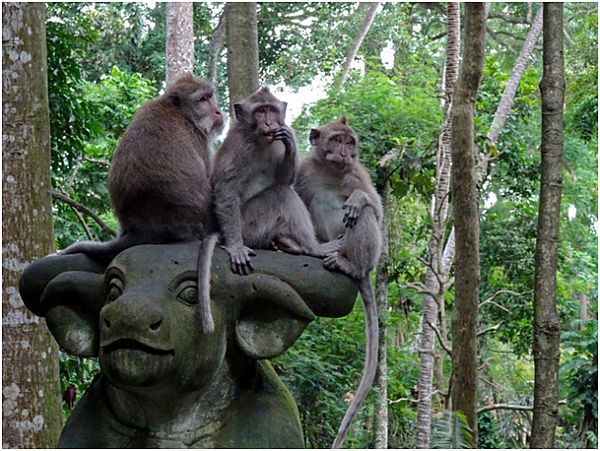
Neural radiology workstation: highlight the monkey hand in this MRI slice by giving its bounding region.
[343,191,369,228]
[323,251,342,271]
[273,126,296,154]
[225,244,256,275]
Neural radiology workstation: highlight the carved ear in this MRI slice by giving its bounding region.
[236,275,315,359]
[19,253,107,357]
[41,271,105,357]
[338,116,347,125]
[309,128,321,146]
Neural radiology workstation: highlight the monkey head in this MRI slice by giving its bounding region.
[309,116,359,171]
[233,86,288,144]
[162,74,224,137]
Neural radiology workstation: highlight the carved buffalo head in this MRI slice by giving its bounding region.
[20,243,358,393]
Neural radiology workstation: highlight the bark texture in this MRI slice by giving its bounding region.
[450,3,486,444]
[487,6,543,146]
[226,2,259,115]
[415,3,460,448]
[166,2,194,85]
[337,2,380,88]
[208,4,229,87]
[2,3,63,447]
[373,174,390,449]
[530,3,564,448]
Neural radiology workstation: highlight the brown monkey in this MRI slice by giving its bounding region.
[211,86,341,275]
[295,117,382,448]
[62,74,224,333]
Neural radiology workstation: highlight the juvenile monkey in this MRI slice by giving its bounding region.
[62,74,224,333]
[295,117,383,448]
[211,87,340,275]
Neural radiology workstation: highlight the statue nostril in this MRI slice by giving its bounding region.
[150,319,162,331]
[104,318,111,328]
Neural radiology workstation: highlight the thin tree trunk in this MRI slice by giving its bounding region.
[579,293,588,328]
[336,2,380,88]
[2,3,63,447]
[415,3,460,448]
[226,2,259,114]
[487,6,543,145]
[450,3,486,444]
[530,4,564,448]
[374,173,390,449]
[208,4,229,87]
[166,2,194,85]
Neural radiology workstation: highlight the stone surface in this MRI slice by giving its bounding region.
[19,243,358,448]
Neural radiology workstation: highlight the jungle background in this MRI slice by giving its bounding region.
[2,2,597,449]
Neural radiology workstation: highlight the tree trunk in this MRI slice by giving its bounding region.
[208,4,229,88]
[374,173,390,449]
[487,6,543,146]
[450,2,486,444]
[415,3,460,448]
[166,2,194,85]
[226,2,259,114]
[336,2,380,88]
[579,293,588,328]
[2,3,63,447]
[530,4,564,448]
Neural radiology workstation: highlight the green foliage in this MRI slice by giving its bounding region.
[431,410,474,449]
[276,291,420,448]
[557,320,598,448]
[59,353,100,419]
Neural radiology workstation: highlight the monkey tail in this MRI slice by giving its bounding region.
[60,234,139,262]
[332,277,379,449]
[197,232,219,334]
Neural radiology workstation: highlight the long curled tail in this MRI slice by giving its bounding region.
[60,234,140,262]
[197,233,219,334]
[332,277,379,449]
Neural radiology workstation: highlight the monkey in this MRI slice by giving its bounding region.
[295,117,383,449]
[61,74,224,334]
[210,86,342,275]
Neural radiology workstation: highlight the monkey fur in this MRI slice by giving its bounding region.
[62,74,224,334]
[211,86,342,275]
[296,117,383,448]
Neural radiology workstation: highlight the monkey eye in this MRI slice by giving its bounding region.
[199,96,207,102]
[176,281,198,306]
[106,278,124,302]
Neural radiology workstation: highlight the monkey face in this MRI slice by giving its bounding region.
[165,75,224,135]
[310,118,360,170]
[253,104,283,142]
[321,132,358,168]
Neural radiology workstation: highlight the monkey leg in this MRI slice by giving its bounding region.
[242,185,330,257]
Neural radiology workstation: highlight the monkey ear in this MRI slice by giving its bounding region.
[280,101,288,121]
[233,103,247,122]
[166,92,181,108]
[260,86,271,93]
[309,129,321,146]
[338,116,347,125]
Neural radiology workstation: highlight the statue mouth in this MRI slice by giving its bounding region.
[102,338,175,356]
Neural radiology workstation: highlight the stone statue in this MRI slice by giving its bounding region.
[19,243,358,448]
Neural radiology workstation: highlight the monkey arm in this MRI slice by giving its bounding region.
[213,180,255,275]
[274,126,297,185]
[344,187,384,228]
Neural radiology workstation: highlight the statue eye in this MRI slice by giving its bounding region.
[106,278,123,302]
[177,282,198,306]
